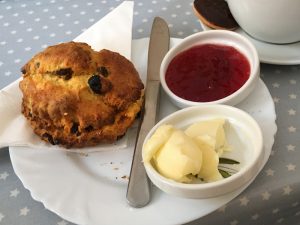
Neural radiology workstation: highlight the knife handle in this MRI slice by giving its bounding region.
[126,81,160,208]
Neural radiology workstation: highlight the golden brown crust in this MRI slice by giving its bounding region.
[19,42,144,148]
[193,0,238,31]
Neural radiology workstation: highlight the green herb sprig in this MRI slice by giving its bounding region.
[218,157,240,178]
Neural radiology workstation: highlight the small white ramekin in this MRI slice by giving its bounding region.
[160,30,260,108]
[142,104,264,199]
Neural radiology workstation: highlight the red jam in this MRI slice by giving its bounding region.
[165,44,250,102]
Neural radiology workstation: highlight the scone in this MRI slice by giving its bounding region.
[19,42,144,148]
[193,0,238,30]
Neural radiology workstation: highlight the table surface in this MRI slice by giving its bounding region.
[0,0,300,225]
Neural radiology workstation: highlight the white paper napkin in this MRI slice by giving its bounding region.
[0,1,135,152]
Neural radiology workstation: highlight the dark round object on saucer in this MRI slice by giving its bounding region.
[193,0,238,30]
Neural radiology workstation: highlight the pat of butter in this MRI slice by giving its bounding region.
[143,119,230,183]
[153,129,202,183]
[193,136,222,182]
[143,124,174,162]
[185,118,231,156]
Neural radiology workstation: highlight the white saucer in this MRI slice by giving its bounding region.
[199,21,300,65]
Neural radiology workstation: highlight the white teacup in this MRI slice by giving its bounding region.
[226,0,300,44]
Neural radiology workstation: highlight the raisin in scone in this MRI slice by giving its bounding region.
[19,42,144,148]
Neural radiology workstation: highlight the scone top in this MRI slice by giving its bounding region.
[20,42,144,109]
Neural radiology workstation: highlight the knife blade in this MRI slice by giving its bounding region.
[126,17,170,208]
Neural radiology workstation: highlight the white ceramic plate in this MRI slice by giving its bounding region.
[199,21,300,65]
[9,38,277,225]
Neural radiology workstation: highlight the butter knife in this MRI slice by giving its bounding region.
[126,17,170,208]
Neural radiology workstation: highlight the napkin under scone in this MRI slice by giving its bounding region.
[19,42,144,148]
